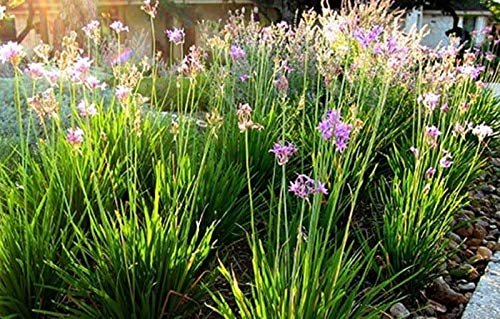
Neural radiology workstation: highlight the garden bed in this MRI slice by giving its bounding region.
[0,1,498,318]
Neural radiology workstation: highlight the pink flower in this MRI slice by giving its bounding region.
[115,85,132,101]
[66,127,84,146]
[318,110,353,153]
[25,63,45,79]
[69,57,92,82]
[441,103,449,113]
[44,69,60,86]
[425,167,436,179]
[0,41,25,65]
[485,52,496,62]
[239,74,250,82]
[84,75,107,91]
[439,152,453,168]
[110,21,129,33]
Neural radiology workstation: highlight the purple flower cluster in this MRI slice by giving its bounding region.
[165,28,185,45]
[269,142,297,165]
[318,109,352,152]
[229,45,246,61]
[353,25,384,48]
[457,65,485,80]
[289,174,328,200]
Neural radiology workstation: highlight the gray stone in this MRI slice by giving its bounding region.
[477,247,493,261]
[462,244,500,319]
[458,282,476,291]
[389,302,410,319]
[449,232,463,243]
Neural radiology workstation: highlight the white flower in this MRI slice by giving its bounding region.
[0,5,7,21]
[110,21,129,33]
[472,124,493,141]
[77,100,98,118]
[83,20,100,40]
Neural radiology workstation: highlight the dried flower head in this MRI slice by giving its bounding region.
[178,46,206,77]
[141,0,159,18]
[28,89,59,121]
[425,125,441,148]
[236,103,263,133]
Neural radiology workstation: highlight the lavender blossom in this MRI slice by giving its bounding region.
[457,65,484,80]
[110,21,129,33]
[418,93,441,112]
[239,74,250,82]
[318,109,353,153]
[289,174,328,200]
[269,142,297,165]
[229,45,246,61]
[165,28,185,45]
[353,25,384,48]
